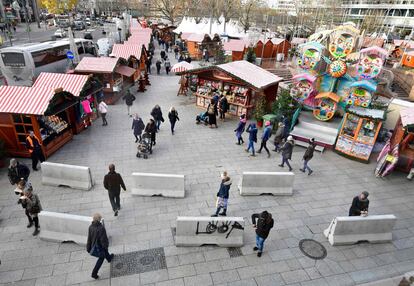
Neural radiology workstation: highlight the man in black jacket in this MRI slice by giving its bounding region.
[349,191,369,216]
[87,213,114,279]
[122,90,136,117]
[252,211,274,257]
[103,164,126,216]
[300,138,316,175]
[8,158,30,185]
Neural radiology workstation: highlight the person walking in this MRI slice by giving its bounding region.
[257,121,272,158]
[25,131,45,171]
[279,135,294,171]
[349,191,369,216]
[165,58,171,75]
[151,105,164,131]
[168,107,179,134]
[207,98,218,128]
[145,56,152,74]
[103,164,126,217]
[234,114,247,145]
[122,90,136,117]
[98,100,108,126]
[145,119,157,148]
[245,123,258,156]
[300,138,316,175]
[160,50,166,61]
[174,46,179,59]
[252,211,274,257]
[273,122,284,152]
[87,213,114,280]
[8,158,30,185]
[156,59,162,74]
[218,95,229,121]
[212,171,232,217]
[15,180,35,230]
[20,184,42,236]
[132,114,145,142]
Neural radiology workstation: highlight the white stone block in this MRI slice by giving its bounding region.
[38,211,93,245]
[175,216,244,247]
[41,162,93,191]
[238,171,294,196]
[323,215,397,246]
[131,172,185,198]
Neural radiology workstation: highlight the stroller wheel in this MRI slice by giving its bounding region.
[150,150,153,154]
[144,155,148,159]
[136,153,141,158]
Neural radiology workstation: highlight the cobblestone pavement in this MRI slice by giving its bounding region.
[1,46,414,286]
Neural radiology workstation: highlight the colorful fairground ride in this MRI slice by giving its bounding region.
[289,22,390,161]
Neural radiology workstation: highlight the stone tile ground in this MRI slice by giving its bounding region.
[1,44,414,285]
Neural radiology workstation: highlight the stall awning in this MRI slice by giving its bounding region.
[115,65,136,77]
[347,106,385,120]
[110,44,143,61]
[75,57,119,73]
[33,72,89,97]
[400,108,414,128]
[0,86,56,115]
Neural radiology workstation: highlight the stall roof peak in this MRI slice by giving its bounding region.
[179,60,282,90]
[33,72,90,97]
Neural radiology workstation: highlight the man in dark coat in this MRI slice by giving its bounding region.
[160,50,166,60]
[246,123,258,156]
[151,105,164,131]
[103,164,126,216]
[300,138,316,175]
[8,158,30,185]
[145,57,152,74]
[252,211,274,257]
[156,59,162,74]
[122,90,136,116]
[25,131,45,171]
[145,119,157,149]
[87,213,114,279]
[212,171,232,217]
[168,107,179,134]
[218,95,229,121]
[279,135,294,171]
[349,191,369,216]
[132,114,145,142]
[257,121,272,157]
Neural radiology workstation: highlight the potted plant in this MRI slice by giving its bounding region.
[254,95,267,128]
[0,139,6,168]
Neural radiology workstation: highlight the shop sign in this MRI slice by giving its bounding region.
[213,70,233,81]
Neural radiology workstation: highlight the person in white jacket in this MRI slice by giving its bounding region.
[98,100,108,126]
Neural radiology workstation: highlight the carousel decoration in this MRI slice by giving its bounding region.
[313,92,340,121]
[345,81,376,108]
[290,74,317,104]
[356,46,387,80]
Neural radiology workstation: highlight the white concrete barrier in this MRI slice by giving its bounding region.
[38,211,93,245]
[175,216,244,247]
[238,172,294,196]
[41,162,94,191]
[323,215,397,246]
[131,172,185,198]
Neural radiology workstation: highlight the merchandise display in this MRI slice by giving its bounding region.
[38,114,69,142]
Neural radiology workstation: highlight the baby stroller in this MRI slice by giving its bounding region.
[136,132,152,159]
[196,111,209,125]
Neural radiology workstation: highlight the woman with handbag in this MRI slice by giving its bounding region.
[207,98,218,128]
[20,184,42,236]
[86,213,114,279]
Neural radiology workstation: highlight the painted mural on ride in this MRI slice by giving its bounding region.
[290,22,388,122]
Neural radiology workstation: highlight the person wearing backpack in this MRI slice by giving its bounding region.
[252,211,274,257]
[87,213,114,280]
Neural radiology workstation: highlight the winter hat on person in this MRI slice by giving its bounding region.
[9,158,17,168]
[287,135,294,141]
[265,121,271,126]
[362,191,369,198]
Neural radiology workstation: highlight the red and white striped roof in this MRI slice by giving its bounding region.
[110,44,143,60]
[171,62,194,73]
[0,86,56,115]
[33,72,89,97]
[75,57,119,73]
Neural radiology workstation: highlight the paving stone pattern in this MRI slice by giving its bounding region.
[1,41,414,285]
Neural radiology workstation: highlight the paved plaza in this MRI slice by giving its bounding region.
[1,51,414,286]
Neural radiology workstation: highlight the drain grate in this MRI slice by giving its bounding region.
[298,239,327,260]
[227,247,243,258]
[110,247,167,278]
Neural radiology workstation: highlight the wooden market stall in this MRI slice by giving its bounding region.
[33,72,103,134]
[254,39,273,59]
[402,51,414,68]
[74,57,131,105]
[0,86,78,158]
[179,60,282,118]
[110,44,148,83]
[223,40,247,61]
[271,38,291,60]
[335,106,385,162]
[186,33,221,60]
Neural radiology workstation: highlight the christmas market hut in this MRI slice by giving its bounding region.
[178,60,282,118]
[223,40,247,61]
[185,33,221,60]
[32,72,103,134]
[74,57,130,104]
[0,86,79,158]
[110,44,148,83]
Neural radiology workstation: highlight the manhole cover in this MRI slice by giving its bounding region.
[140,256,155,265]
[299,239,327,260]
[110,247,167,278]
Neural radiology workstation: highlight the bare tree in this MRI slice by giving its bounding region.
[239,0,265,33]
[152,0,183,25]
[217,0,241,33]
